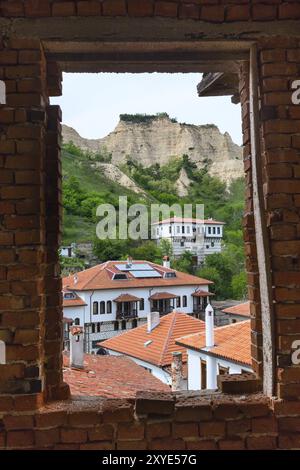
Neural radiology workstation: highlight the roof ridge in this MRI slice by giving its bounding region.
[159,311,178,367]
[80,262,109,289]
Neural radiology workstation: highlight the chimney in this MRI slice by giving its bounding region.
[205,304,217,390]
[73,273,78,285]
[126,256,133,268]
[70,326,84,369]
[163,255,170,269]
[147,311,160,333]
[171,351,183,391]
[205,303,214,348]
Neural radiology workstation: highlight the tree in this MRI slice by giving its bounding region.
[173,251,195,274]
[93,238,130,262]
[160,239,173,257]
[231,272,247,299]
[196,266,221,295]
[128,241,162,264]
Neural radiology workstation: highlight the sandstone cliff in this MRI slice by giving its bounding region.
[62,114,243,185]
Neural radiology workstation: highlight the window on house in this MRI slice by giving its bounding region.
[182,226,185,234]
[213,227,216,234]
[176,296,181,308]
[114,321,119,331]
[187,226,190,234]
[121,320,126,330]
[217,227,221,234]
[183,295,187,307]
[74,318,80,326]
[208,227,211,234]
[140,298,144,310]
[177,226,180,233]
[92,323,96,333]
[211,242,215,247]
[107,301,112,314]
[97,323,101,333]
[132,319,137,328]
[93,301,98,315]
[100,301,105,314]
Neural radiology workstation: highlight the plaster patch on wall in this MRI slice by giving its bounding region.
[0,80,6,104]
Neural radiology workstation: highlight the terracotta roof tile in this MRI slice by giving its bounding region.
[149,292,177,300]
[222,301,250,317]
[63,260,213,291]
[114,293,141,302]
[101,311,205,367]
[192,290,215,297]
[63,354,169,398]
[176,320,251,367]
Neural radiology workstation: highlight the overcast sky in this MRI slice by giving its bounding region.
[51,73,242,145]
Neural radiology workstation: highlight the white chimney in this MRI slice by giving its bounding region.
[205,304,217,390]
[163,255,170,269]
[147,311,160,333]
[171,351,183,391]
[73,273,78,285]
[205,303,214,348]
[70,326,84,369]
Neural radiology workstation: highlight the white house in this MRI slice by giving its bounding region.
[176,305,252,391]
[62,258,213,353]
[151,217,225,264]
[101,310,206,389]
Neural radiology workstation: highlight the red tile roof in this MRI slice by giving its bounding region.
[176,320,251,367]
[63,354,169,398]
[114,293,141,302]
[63,291,87,308]
[149,292,177,300]
[63,260,213,291]
[192,290,215,297]
[152,217,225,225]
[222,301,250,317]
[101,311,205,368]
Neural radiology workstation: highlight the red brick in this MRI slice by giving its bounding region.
[1,1,24,16]
[253,4,277,20]
[24,0,51,16]
[52,2,76,16]
[127,0,153,17]
[147,422,171,439]
[247,435,277,450]
[77,1,101,15]
[61,429,88,443]
[278,434,300,449]
[68,411,101,426]
[35,428,60,447]
[226,5,249,21]
[3,415,34,431]
[279,417,300,432]
[117,440,147,450]
[35,411,67,428]
[218,439,246,450]
[173,422,198,438]
[118,422,144,440]
[279,3,300,19]
[201,5,224,22]
[102,0,126,16]
[227,418,251,435]
[149,438,185,450]
[179,3,200,19]
[186,440,217,450]
[252,416,278,433]
[80,441,113,450]
[200,421,225,437]
[154,1,178,17]
[7,430,34,448]
[88,425,114,441]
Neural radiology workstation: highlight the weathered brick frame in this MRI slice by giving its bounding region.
[0,3,300,450]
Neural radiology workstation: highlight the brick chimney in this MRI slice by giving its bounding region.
[70,326,84,369]
[163,255,170,269]
[171,351,183,391]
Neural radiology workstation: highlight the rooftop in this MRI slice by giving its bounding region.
[176,320,251,367]
[63,260,212,291]
[101,311,206,368]
[62,291,87,308]
[63,354,169,398]
[152,217,225,225]
[222,301,250,317]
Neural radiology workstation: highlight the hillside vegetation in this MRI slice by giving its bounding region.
[62,141,246,300]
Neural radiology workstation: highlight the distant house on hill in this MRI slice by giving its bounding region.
[62,258,213,353]
[222,301,250,323]
[151,217,225,265]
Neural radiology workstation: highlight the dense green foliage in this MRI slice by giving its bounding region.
[62,142,246,300]
[120,112,177,124]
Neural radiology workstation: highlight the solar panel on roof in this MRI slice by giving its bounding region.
[115,263,153,271]
[129,270,162,278]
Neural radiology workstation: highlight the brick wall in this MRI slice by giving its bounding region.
[1,1,300,22]
[1,2,300,450]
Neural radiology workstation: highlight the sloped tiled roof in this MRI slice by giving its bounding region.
[149,292,177,300]
[63,292,87,308]
[222,301,250,317]
[176,320,251,367]
[101,311,205,368]
[63,354,169,398]
[63,260,212,291]
[114,293,141,302]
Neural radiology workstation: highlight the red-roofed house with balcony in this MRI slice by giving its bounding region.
[63,258,213,353]
[151,217,225,264]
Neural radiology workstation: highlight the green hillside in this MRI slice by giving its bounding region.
[62,142,247,300]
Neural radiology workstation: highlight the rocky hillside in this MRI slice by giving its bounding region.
[62,113,243,185]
